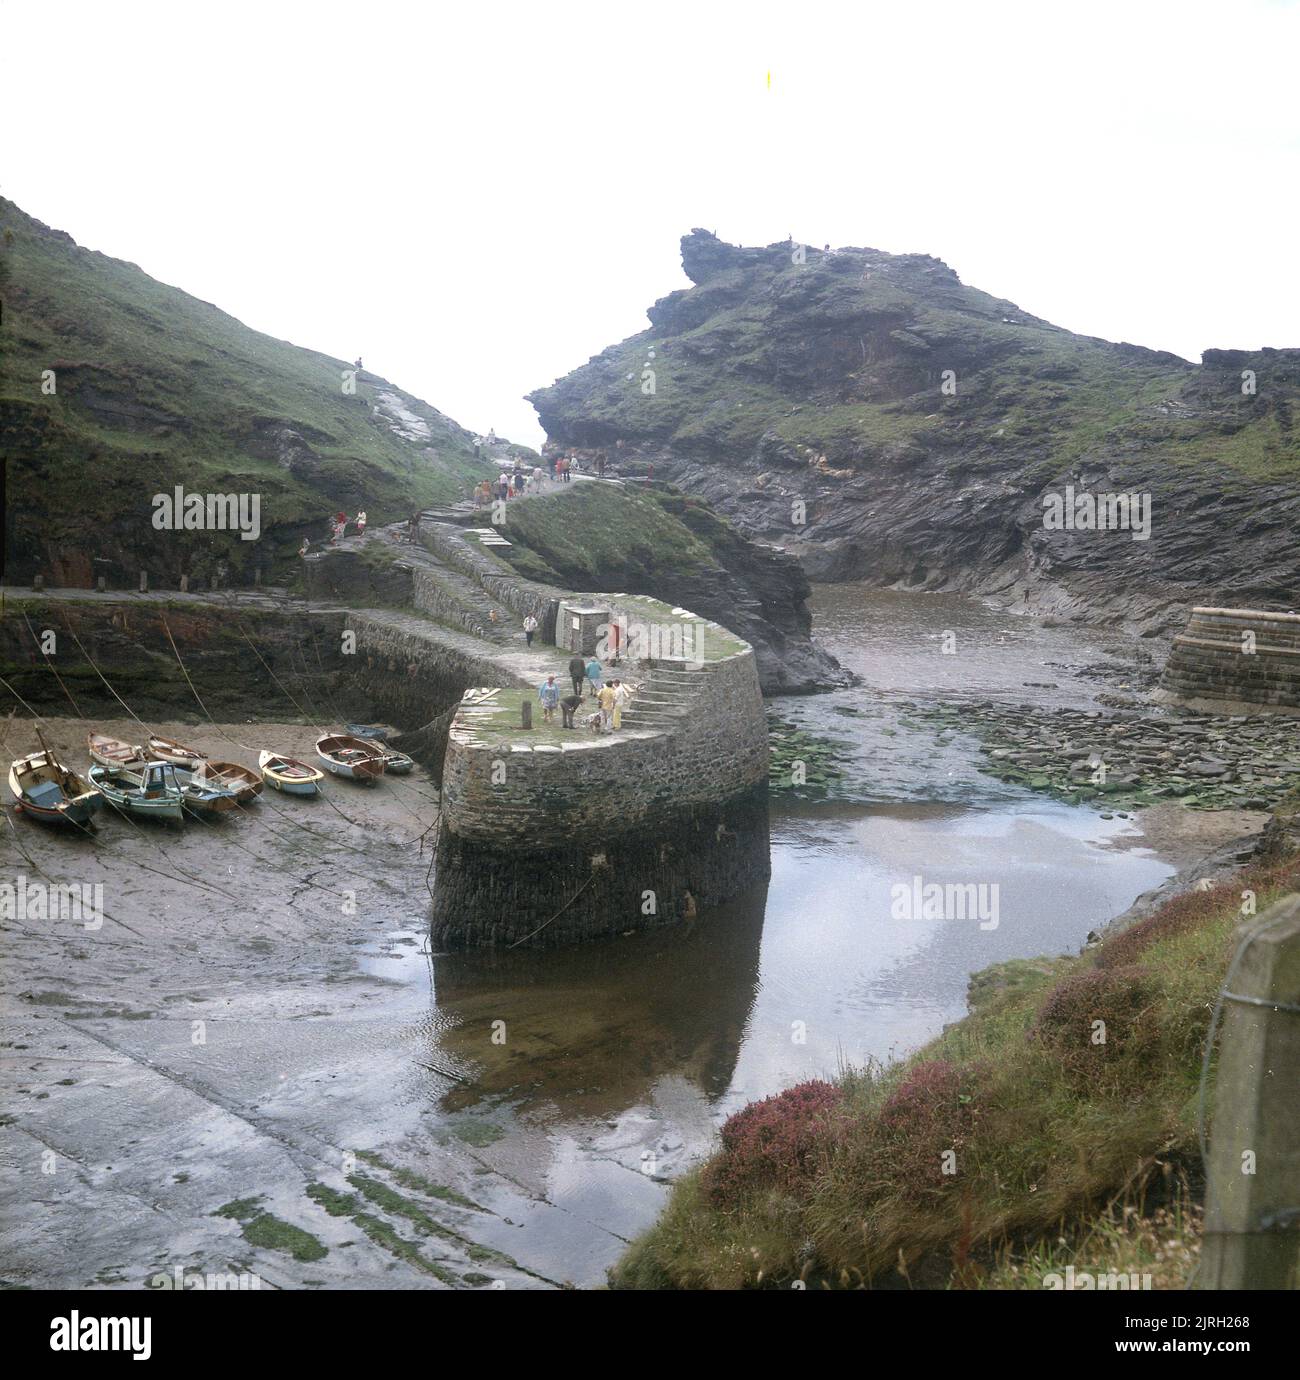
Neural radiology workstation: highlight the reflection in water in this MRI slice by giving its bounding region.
[429,880,768,1120]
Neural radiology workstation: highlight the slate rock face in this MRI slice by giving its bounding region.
[528,231,1300,635]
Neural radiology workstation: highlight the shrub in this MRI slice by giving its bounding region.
[702,1079,844,1208]
[1032,963,1159,1087]
[874,1059,987,1203]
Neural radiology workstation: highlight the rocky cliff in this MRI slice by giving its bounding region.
[528,231,1300,634]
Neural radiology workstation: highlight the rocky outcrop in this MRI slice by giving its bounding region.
[528,230,1300,636]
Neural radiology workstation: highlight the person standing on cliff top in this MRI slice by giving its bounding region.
[523,613,538,647]
[539,675,559,723]
[585,655,603,698]
[567,653,586,698]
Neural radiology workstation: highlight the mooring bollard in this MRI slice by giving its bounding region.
[521,700,533,730]
[139,571,148,593]
[1199,893,1300,1289]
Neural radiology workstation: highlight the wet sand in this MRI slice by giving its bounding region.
[1,718,582,1290]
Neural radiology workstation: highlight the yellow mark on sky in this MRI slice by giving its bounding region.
[766,70,771,90]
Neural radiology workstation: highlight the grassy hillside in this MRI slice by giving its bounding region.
[0,199,492,584]
[613,846,1300,1290]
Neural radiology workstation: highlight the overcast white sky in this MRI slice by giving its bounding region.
[5,0,1298,447]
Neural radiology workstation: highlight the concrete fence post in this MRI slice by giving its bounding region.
[1199,893,1300,1289]
[139,571,148,593]
[179,574,189,593]
[96,575,106,592]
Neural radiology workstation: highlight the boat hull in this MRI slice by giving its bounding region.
[258,751,323,796]
[87,765,185,825]
[198,763,263,803]
[315,735,386,783]
[8,754,104,828]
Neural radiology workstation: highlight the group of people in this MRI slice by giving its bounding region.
[300,509,366,556]
[475,464,547,506]
[538,655,632,731]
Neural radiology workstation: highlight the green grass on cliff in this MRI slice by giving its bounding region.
[613,852,1300,1290]
[0,198,492,580]
[490,482,722,587]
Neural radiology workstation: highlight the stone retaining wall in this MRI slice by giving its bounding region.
[348,613,533,734]
[1159,607,1300,715]
[415,522,562,641]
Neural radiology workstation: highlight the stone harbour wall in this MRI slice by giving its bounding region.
[348,613,532,734]
[1159,607,1300,715]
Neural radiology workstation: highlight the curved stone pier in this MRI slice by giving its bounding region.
[431,604,771,949]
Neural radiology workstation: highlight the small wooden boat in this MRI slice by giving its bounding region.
[88,761,185,826]
[345,723,414,774]
[195,761,263,802]
[88,732,149,771]
[168,767,241,816]
[8,744,103,828]
[316,734,386,782]
[258,751,324,796]
[147,735,208,769]
[376,747,414,774]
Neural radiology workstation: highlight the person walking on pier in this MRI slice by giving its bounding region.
[523,613,538,647]
[585,655,603,699]
[612,678,631,729]
[567,653,586,698]
[539,675,560,724]
[560,691,582,729]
